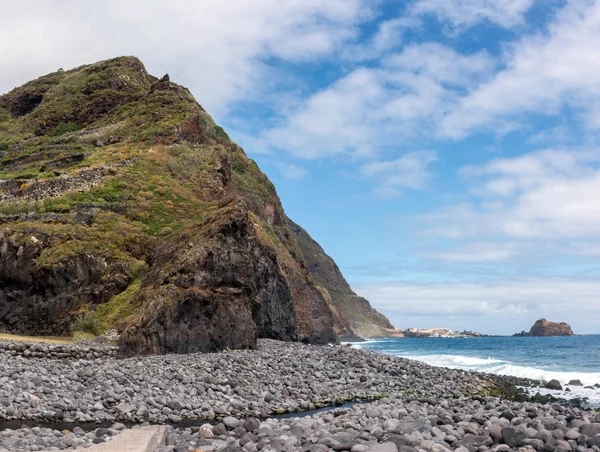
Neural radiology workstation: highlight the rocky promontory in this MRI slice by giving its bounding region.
[514,318,574,337]
[0,56,394,353]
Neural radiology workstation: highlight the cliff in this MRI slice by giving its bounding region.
[288,219,396,339]
[514,318,574,337]
[0,56,391,353]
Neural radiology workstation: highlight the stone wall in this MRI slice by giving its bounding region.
[0,341,118,359]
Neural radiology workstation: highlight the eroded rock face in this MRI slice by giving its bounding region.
[118,203,304,355]
[288,218,395,339]
[529,318,574,336]
[0,230,130,335]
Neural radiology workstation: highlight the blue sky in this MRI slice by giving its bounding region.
[3,0,600,334]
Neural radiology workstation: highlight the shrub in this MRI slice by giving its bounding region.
[72,309,103,336]
[49,122,82,137]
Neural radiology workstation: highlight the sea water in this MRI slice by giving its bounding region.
[350,335,600,406]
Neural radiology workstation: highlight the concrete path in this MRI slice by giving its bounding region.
[42,426,169,452]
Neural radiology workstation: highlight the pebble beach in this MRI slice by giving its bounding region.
[0,339,598,452]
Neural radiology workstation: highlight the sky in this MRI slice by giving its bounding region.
[2,0,600,335]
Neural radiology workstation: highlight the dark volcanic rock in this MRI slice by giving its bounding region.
[119,202,299,354]
[0,230,130,336]
[545,380,563,390]
[502,426,528,447]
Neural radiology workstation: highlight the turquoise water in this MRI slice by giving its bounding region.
[351,336,600,404]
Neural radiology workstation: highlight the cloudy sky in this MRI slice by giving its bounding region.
[3,0,600,335]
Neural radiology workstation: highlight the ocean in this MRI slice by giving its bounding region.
[349,335,600,406]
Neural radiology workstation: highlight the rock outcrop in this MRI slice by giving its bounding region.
[0,56,387,353]
[288,219,396,339]
[515,318,574,337]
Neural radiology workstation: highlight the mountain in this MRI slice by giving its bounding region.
[0,56,393,354]
[288,219,396,339]
[514,318,574,337]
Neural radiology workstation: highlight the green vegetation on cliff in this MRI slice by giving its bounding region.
[0,56,391,353]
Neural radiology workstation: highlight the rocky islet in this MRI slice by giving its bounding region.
[514,320,574,337]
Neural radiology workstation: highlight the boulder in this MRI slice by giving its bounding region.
[580,424,600,438]
[545,380,563,390]
[502,426,528,447]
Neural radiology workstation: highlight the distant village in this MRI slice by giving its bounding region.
[400,328,485,338]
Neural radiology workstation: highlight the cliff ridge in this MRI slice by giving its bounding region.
[0,56,390,353]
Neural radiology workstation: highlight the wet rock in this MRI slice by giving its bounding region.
[546,380,563,390]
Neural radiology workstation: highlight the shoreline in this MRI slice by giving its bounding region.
[0,339,503,425]
[0,339,599,451]
[349,337,600,394]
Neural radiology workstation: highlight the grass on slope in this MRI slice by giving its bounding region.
[0,56,312,337]
[0,333,73,344]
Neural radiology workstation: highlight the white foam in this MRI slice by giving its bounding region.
[397,353,600,387]
[401,354,505,367]
[522,386,600,407]
[348,342,600,407]
[343,339,390,348]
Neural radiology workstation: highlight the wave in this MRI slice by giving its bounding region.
[400,353,600,387]
[342,339,391,347]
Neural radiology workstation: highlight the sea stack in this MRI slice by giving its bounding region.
[515,318,574,337]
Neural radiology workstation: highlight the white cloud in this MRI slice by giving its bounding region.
[355,277,600,334]
[342,17,421,61]
[275,162,308,180]
[440,1,600,138]
[410,0,535,30]
[262,43,494,159]
[0,0,369,117]
[419,148,600,262]
[426,241,518,263]
[360,150,437,196]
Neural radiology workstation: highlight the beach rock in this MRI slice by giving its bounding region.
[369,442,399,452]
[244,417,260,432]
[223,416,240,429]
[546,380,563,390]
[581,425,600,438]
[502,426,528,447]
[352,446,369,452]
[366,406,382,418]
[199,423,214,438]
[456,434,493,447]
[568,380,583,386]
[489,425,503,439]
[213,423,228,436]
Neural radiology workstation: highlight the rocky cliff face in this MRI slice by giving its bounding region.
[515,318,574,337]
[288,219,396,339]
[0,56,376,353]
